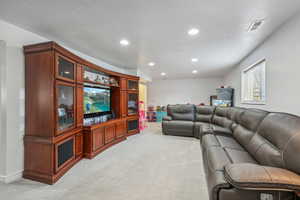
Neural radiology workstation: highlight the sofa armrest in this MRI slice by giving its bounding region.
[200,125,213,134]
[224,163,300,192]
[163,116,172,121]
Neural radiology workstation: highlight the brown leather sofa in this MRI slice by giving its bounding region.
[162,105,300,200]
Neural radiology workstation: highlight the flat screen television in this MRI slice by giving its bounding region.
[84,86,111,115]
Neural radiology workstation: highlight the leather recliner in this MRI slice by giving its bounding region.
[162,104,195,137]
[162,104,300,200]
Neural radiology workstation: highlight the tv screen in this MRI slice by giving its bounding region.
[84,87,110,114]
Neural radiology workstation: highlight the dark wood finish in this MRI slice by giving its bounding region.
[127,116,140,136]
[120,91,127,118]
[24,41,139,184]
[76,64,83,84]
[105,124,116,144]
[83,118,126,159]
[24,41,139,80]
[75,132,83,158]
[116,120,126,138]
[25,51,55,138]
[76,85,84,128]
[55,80,76,136]
[55,52,76,83]
[92,127,105,151]
[120,78,127,90]
[127,79,139,91]
[54,136,76,173]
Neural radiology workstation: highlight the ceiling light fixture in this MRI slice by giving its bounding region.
[188,28,199,36]
[148,62,155,66]
[191,58,198,62]
[120,39,130,46]
[192,70,198,74]
[161,72,166,76]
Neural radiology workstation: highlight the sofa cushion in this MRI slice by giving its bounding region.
[212,125,232,136]
[162,120,194,137]
[216,136,244,151]
[232,109,269,150]
[205,146,232,171]
[239,109,269,131]
[248,113,300,175]
[224,148,257,164]
[229,107,245,121]
[194,121,210,139]
[202,134,246,152]
[212,107,228,127]
[202,134,220,147]
[167,104,195,121]
[195,105,215,123]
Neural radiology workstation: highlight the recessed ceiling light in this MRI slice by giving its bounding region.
[161,72,166,76]
[188,28,199,36]
[120,39,130,46]
[192,70,198,74]
[148,62,155,66]
[191,58,198,62]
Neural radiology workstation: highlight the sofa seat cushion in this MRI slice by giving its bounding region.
[224,148,257,164]
[205,146,232,172]
[202,134,220,147]
[194,122,211,139]
[163,120,194,137]
[212,125,232,136]
[216,135,244,151]
[165,120,193,130]
[202,134,244,151]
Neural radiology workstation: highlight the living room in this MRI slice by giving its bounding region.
[1,1,300,200]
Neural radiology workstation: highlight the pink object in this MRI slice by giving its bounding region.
[139,101,147,130]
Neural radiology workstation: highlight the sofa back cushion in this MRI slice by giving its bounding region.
[195,106,215,123]
[247,113,300,174]
[228,107,246,124]
[212,107,228,126]
[167,104,195,121]
[233,109,268,151]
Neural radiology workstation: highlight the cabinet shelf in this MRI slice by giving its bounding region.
[84,80,120,88]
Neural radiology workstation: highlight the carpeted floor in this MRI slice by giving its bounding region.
[0,123,209,200]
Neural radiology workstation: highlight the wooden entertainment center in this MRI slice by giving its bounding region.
[23,41,140,184]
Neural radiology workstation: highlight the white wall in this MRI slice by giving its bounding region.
[148,78,223,106]
[0,41,7,179]
[0,19,132,183]
[223,13,300,115]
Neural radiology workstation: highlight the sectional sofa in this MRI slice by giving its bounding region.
[162,104,300,200]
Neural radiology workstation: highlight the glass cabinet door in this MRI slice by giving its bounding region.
[127,92,138,115]
[56,54,75,81]
[57,82,75,133]
[127,80,138,90]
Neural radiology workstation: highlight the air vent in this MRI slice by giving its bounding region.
[248,19,264,32]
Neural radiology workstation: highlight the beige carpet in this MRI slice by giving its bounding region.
[0,123,209,200]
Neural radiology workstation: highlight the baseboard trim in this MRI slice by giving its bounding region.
[0,170,23,183]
